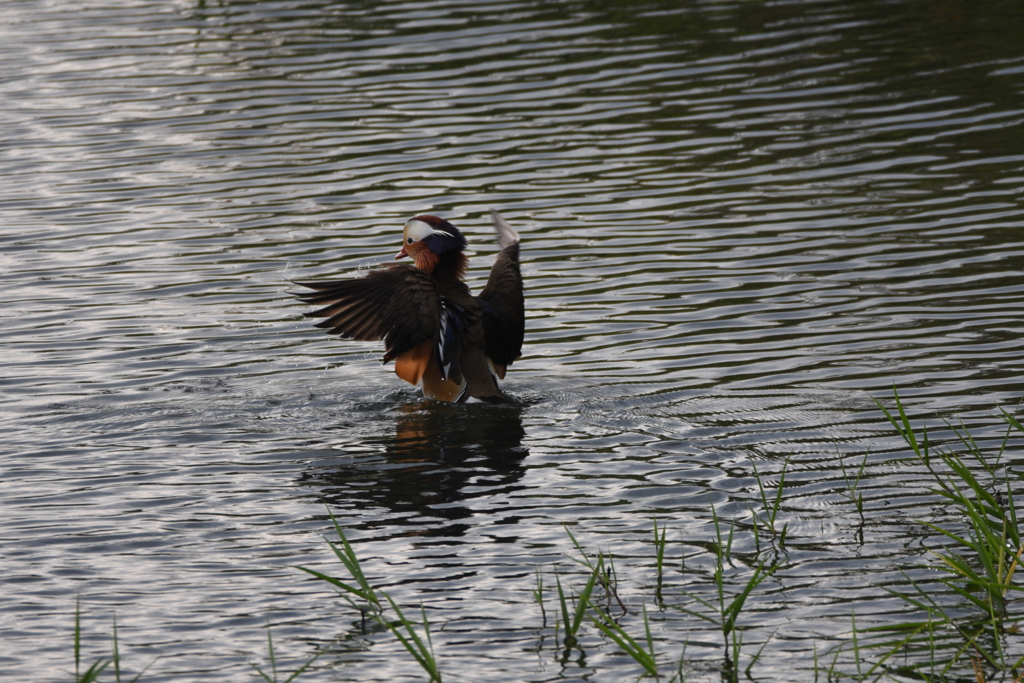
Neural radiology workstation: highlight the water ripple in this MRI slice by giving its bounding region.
[3,0,1024,681]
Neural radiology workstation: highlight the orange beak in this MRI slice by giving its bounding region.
[395,245,408,260]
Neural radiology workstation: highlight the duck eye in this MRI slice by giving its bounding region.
[407,237,413,244]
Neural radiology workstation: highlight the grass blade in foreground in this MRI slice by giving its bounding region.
[297,513,443,682]
[859,387,1024,681]
[555,558,601,657]
[295,510,382,614]
[382,595,442,683]
[250,622,323,683]
[72,600,154,683]
[591,602,659,679]
[653,518,667,604]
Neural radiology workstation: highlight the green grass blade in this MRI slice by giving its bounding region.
[773,458,790,523]
[382,593,441,682]
[555,574,572,646]
[112,614,120,683]
[676,604,726,628]
[324,510,381,607]
[75,597,82,680]
[267,621,278,681]
[564,524,596,572]
[250,663,275,683]
[653,518,667,598]
[571,560,600,636]
[597,622,658,676]
[294,565,377,606]
[592,603,658,677]
[946,417,991,474]
[77,658,112,683]
[722,561,777,636]
[892,387,922,458]
[999,405,1024,434]
[676,583,725,627]
[643,602,656,664]
[1006,481,1021,550]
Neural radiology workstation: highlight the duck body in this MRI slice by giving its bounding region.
[294,212,523,403]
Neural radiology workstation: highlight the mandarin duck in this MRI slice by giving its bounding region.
[294,211,524,403]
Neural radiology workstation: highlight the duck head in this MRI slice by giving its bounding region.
[395,215,468,274]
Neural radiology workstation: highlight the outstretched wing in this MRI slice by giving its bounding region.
[293,263,441,363]
[477,211,524,375]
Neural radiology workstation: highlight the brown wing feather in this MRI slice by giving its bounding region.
[477,241,524,367]
[293,263,441,361]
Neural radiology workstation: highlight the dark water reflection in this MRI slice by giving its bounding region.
[3,0,1024,681]
[303,403,528,534]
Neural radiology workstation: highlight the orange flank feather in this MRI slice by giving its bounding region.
[421,359,465,402]
[394,340,432,385]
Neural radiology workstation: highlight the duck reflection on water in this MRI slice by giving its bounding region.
[301,401,528,537]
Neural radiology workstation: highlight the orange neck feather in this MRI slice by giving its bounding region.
[410,243,466,279]
[409,242,438,273]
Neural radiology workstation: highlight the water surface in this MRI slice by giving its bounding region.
[3,0,1024,680]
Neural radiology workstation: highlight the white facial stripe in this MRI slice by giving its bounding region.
[403,219,436,243]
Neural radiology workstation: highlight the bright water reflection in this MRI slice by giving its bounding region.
[2,0,1024,680]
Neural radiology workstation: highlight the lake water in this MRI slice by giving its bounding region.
[3,0,1024,681]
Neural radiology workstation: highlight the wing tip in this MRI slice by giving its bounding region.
[489,210,520,249]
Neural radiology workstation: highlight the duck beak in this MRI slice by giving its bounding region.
[395,245,408,260]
